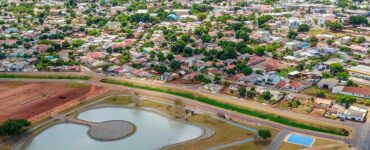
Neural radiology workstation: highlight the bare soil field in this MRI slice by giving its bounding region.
[0,82,103,123]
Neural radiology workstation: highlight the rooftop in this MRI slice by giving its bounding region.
[346,65,370,75]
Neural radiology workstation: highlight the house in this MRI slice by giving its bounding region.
[349,44,368,55]
[288,17,300,29]
[314,98,333,109]
[202,83,223,93]
[36,44,50,53]
[256,87,284,102]
[275,80,312,92]
[332,86,370,99]
[106,21,121,31]
[327,104,367,122]
[346,65,370,81]
[247,55,265,66]
[335,105,367,122]
[317,78,339,90]
[251,72,282,85]
[264,59,286,71]
[285,41,301,50]
[182,72,198,81]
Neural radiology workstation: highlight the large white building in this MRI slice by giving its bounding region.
[346,65,370,81]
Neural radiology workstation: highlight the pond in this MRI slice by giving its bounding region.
[25,107,203,150]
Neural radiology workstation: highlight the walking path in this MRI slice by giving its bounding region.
[267,130,289,150]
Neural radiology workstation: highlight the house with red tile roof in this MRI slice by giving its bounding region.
[264,58,287,71]
[36,44,50,54]
[332,86,370,99]
[182,72,199,81]
[247,55,266,66]
[275,80,312,92]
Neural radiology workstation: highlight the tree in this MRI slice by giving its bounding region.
[287,30,298,39]
[254,45,265,56]
[157,51,165,61]
[0,52,6,59]
[346,80,358,87]
[357,37,366,44]
[327,22,344,32]
[238,86,246,98]
[349,15,368,26]
[0,119,31,136]
[71,39,85,48]
[336,95,356,105]
[247,90,256,98]
[337,0,349,8]
[296,62,305,71]
[297,24,310,32]
[213,75,221,83]
[201,34,211,43]
[242,67,253,75]
[329,63,344,75]
[258,129,272,139]
[262,91,272,100]
[196,13,208,21]
[62,41,70,49]
[336,72,349,81]
[154,65,168,74]
[236,31,249,42]
[316,91,326,98]
[183,47,193,57]
[166,52,174,61]
[171,40,186,54]
[257,15,273,27]
[170,60,181,70]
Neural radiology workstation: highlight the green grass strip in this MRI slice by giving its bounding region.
[0,74,90,80]
[102,78,349,136]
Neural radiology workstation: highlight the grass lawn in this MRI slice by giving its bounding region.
[300,86,338,99]
[221,140,271,150]
[102,96,134,105]
[278,142,301,150]
[277,67,297,77]
[312,138,348,150]
[0,73,90,80]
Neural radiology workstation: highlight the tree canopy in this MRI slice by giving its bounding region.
[258,129,272,139]
[0,119,31,136]
[349,15,368,27]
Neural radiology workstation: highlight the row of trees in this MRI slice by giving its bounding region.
[0,119,31,137]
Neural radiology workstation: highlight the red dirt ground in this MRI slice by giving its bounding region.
[0,82,106,123]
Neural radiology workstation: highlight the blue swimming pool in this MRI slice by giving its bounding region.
[286,133,315,147]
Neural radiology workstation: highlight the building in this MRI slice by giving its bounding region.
[317,78,339,90]
[338,105,368,122]
[314,98,333,109]
[202,83,223,93]
[346,65,370,81]
[332,86,370,99]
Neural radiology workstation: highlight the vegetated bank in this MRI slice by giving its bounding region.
[0,73,90,80]
[101,78,350,136]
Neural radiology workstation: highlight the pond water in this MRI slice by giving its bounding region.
[25,107,203,150]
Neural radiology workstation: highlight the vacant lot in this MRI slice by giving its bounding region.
[0,82,96,123]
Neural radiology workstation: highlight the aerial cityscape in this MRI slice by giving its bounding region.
[0,0,369,150]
